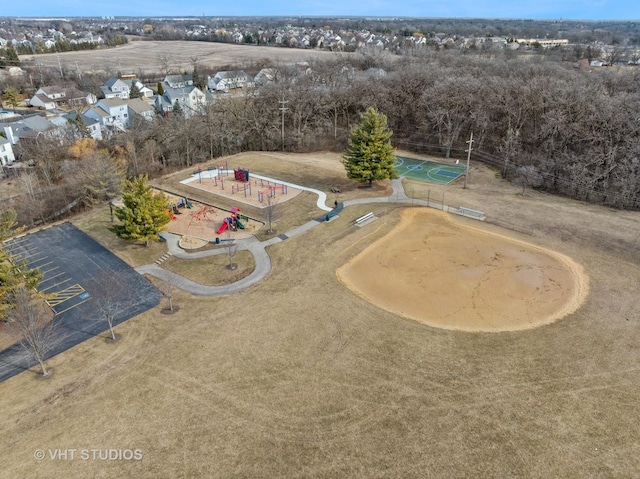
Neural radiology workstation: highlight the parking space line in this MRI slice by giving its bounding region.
[41,278,73,293]
[53,297,92,316]
[39,271,66,284]
[40,266,60,275]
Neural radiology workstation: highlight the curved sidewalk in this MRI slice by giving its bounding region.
[136,178,444,297]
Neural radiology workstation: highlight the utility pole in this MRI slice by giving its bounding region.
[279,96,288,151]
[36,61,43,85]
[464,132,474,189]
[57,55,63,79]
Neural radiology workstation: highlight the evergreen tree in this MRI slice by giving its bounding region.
[342,107,397,188]
[1,87,21,109]
[192,68,206,91]
[110,175,171,247]
[157,82,165,96]
[172,99,183,117]
[68,112,92,139]
[4,43,20,67]
[0,210,42,321]
[129,82,143,99]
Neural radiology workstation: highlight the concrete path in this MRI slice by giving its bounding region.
[136,178,453,297]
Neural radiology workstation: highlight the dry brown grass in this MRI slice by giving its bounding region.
[19,40,346,76]
[1,151,640,478]
[161,250,255,286]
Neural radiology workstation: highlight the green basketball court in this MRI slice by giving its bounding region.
[394,156,467,185]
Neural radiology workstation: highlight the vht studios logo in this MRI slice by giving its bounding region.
[34,449,143,461]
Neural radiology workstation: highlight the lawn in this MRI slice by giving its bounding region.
[1,150,640,478]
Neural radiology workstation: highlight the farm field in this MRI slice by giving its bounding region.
[1,151,640,477]
[17,40,347,76]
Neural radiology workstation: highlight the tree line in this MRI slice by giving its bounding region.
[4,48,640,231]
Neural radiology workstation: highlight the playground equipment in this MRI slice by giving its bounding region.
[177,197,193,209]
[216,220,229,234]
[257,182,288,203]
[216,206,248,235]
[234,168,250,182]
[231,182,252,198]
[188,205,216,230]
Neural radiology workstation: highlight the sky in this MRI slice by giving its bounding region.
[6,0,640,21]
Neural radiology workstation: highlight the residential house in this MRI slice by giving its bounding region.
[154,85,208,118]
[254,68,277,86]
[64,88,97,108]
[51,111,103,141]
[84,98,130,135]
[101,77,130,99]
[0,115,59,145]
[590,59,608,67]
[208,71,254,92]
[127,98,155,122]
[28,93,57,110]
[163,74,193,89]
[28,86,66,110]
[128,80,154,98]
[0,136,16,166]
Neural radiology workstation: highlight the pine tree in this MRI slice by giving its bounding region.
[129,82,143,99]
[4,43,20,67]
[0,210,42,321]
[68,112,92,138]
[110,175,171,247]
[172,98,183,117]
[1,87,21,109]
[342,107,397,188]
[157,82,165,96]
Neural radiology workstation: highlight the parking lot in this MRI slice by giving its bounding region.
[0,222,161,381]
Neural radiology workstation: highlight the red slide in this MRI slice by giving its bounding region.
[216,221,229,234]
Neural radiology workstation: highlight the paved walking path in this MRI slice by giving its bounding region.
[136,178,453,296]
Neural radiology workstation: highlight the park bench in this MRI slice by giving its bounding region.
[457,207,486,220]
[355,212,375,226]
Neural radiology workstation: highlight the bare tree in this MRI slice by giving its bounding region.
[8,287,61,377]
[263,195,280,235]
[86,273,134,341]
[498,128,522,178]
[225,230,238,270]
[157,280,177,313]
[157,54,172,75]
[514,165,543,195]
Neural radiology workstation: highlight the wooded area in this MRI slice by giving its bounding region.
[4,49,640,228]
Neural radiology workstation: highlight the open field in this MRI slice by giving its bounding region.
[18,40,347,76]
[1,151,640,477]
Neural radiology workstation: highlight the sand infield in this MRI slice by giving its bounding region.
[337,208,589,332]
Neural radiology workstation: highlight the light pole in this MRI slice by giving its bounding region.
[463,131,473,189]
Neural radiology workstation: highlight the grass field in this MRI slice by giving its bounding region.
[1,151,640,478]
[17,40,345,76]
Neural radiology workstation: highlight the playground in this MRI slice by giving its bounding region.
[161,192,260,244]
[180,163,304,209]
[394,155,467,184]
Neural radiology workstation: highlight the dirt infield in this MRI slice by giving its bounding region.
[337,208,589,332]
